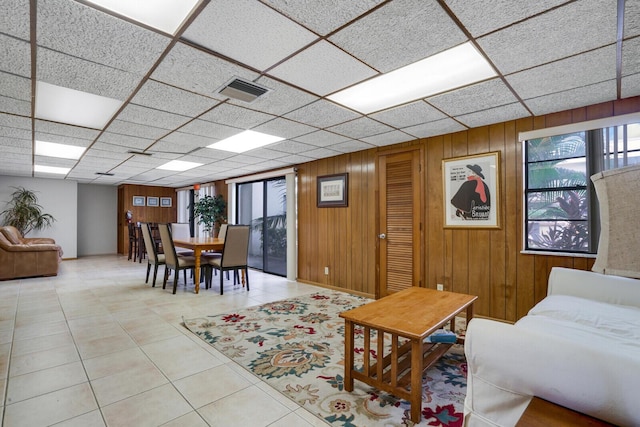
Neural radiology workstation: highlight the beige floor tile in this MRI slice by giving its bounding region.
[141,335,224,381]
[0,342,10,379]
[83,347,152,381]
[70,322,125,343]
[256,379,300,411]
[0,328,14,345]
[51,410,106,427]
[13,320,70,341]
[119,318,183,346]
[6,361,87,404]
[76,332,138,359]
[3,382,97,427]
[101,383,192,427]
[14,310,66,327]
[292,407,330,427]
[267,411,316,427]
[91,362,168,406]
[159,411,209,427]
[173,364,253,409]
[198,385,291,427]
[9,343,80,377]
[11,331,74,357]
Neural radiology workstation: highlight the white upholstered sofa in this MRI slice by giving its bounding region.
[463,267,640,426]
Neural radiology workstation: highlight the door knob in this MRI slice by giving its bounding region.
[378,233,386,239]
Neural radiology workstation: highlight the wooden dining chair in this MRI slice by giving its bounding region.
[140,222,165,287]
[127,222,139,261]
[157,223,197,294]
[205,225,250,295]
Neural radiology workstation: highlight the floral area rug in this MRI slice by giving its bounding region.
[183,291,467,426]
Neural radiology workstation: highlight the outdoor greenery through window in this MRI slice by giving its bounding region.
[525,122,640,254]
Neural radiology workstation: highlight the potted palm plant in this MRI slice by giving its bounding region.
[191,194,227,237]
[1,186,55,235]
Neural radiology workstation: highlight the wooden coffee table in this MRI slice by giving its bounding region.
[339,287,477,423]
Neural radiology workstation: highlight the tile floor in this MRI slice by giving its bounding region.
[0,255,330,427]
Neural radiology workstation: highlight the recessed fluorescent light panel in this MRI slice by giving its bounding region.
[328,42,497,114]
[207,130,285,153]
[35,82,123,129]
[85,0,201,34]
[157,160,203,171]
[36,141,86,160]
[34,165,71,175]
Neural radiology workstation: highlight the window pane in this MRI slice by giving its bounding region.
[527,189,588,220]
[527,132,585,162]
[527,220,589,251]
[527,158,587,190]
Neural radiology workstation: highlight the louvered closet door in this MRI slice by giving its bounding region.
[378,150,422,297]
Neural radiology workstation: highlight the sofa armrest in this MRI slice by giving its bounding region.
[2,243,60,252]
[464,318,638,427]
[548,267,640,307]
[23,237,56,244]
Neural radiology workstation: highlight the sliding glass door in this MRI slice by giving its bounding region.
[236,177,287,276]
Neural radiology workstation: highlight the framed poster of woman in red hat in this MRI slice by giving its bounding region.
[442,151,501,228]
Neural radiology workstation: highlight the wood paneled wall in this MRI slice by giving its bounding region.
[297,96,640,321]
[117,184,177,254]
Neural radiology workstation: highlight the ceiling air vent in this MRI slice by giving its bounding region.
[217,78,269,103]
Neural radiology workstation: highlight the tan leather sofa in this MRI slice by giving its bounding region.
[0,226,62,280]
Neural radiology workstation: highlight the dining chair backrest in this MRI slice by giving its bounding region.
[218,223,228,241]
[158,223,179,268]
[128,222,137,240]
[170,223,191,239]
[140,223,159,263]
[221,225,250,268]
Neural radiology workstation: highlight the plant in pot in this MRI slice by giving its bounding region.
[1,186,56,236]
[191,194,227,237]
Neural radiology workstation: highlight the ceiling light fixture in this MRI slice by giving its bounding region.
[36,140,86,160]
[35,82,123,129]
[85,0,201,34]
[207,130,285,153]
[328,42,497,114]
[34,165,71,175]
[157,160,203,171]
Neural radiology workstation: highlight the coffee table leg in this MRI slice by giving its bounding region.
[410,338,422,423]
[344,320,354,392]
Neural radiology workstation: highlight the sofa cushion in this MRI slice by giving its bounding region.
[1,227,21,244]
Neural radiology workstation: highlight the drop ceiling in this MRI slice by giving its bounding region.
[1,0,639,187]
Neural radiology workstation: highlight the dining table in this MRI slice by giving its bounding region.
[171,237,224,294]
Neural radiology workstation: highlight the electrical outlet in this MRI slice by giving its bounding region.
[436,283,444,291]
[324,266,329,275]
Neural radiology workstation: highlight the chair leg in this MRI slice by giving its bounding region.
[245,267,249,291]
[152,264,159,287]
[145,263,151,283]
[219,268,224,295]
[183,269,187,285]
[163,268,169,289]
[173,270,179,294]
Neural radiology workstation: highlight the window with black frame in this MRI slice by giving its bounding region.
[524,122,640,255]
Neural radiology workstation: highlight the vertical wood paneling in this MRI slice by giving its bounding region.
[296,97,640,316]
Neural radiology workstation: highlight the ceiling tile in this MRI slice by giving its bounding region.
[268,40,377,96]
[506,46,616,100]
[183,0,317,71]
[253,118,317,139]
[96,130,154,150]
[245,76,319,115]
[34,156,76,167]
[151,42,258,98]
[37,48,139,100]
[1,113,31,130]
[0,96,30,116]
[37,0,170,74]
[235,149,286,161]
[478,0,617,74]
[329,139,375,152]
[361,130,414,147]
[284,100,360,128]
[401,118,467,138]
[624,0,640,38]
[199,104,275,129]
[268,140,320,154]
[103,120,169,141]
[34,132,91,148]
[328,117,395,139]
[524,80,617,116]
[1,72,30,102]
[152,132,223,156]
[622,73,640,99]
[0,125,31,141]
[455,103,531,128]
[1,0,30,39]
[329,0,467,73]
[293,130,350,147]
[264,0,384,36]
[179,119,241,140]
[427,78,521,117]
[131,80,219,117]
[300,147,342,159]
[117,104,191,131]
[370,101,446,128]
[622,37,640,78]
[0,35,30,78]
[444,0,567,37]
[35,120,100,140]
[0,137,30,150]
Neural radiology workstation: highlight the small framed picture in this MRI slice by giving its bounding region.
[317,173,348,207]
[146,196,159,207]
[160,197,172,207]
[132,196,145,206]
